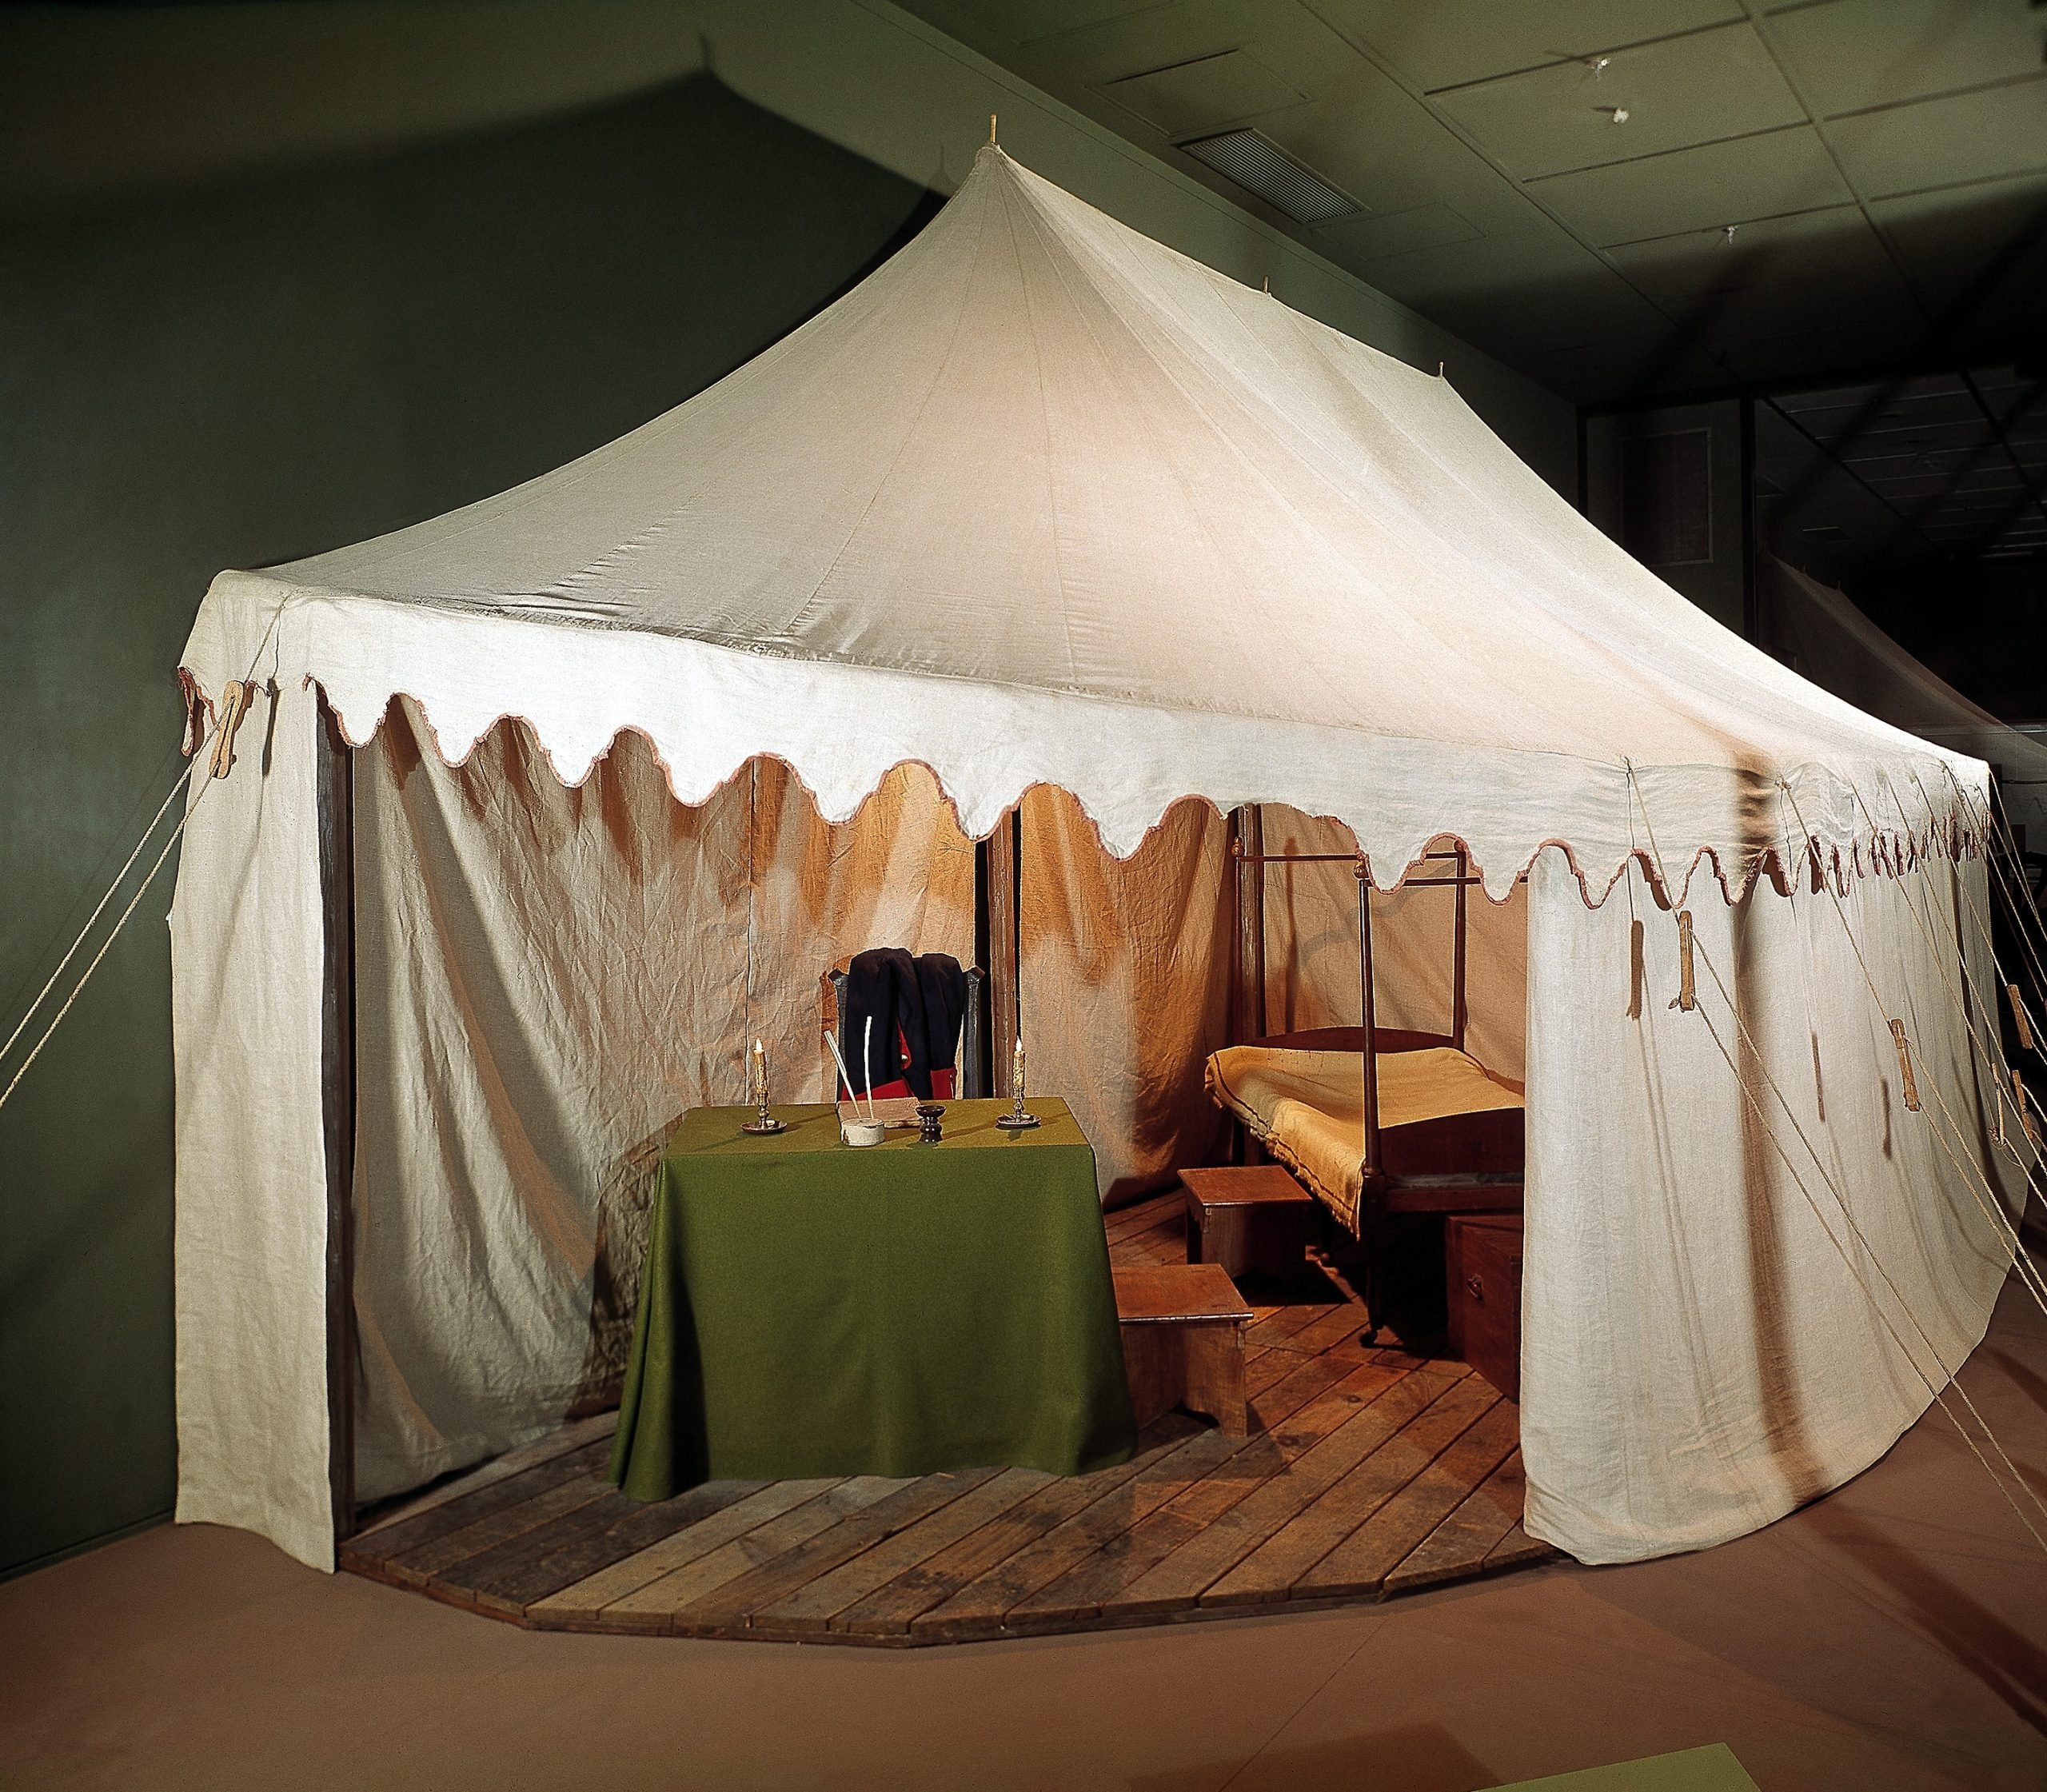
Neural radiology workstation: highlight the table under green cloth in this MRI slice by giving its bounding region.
[609,1097,1137,1500]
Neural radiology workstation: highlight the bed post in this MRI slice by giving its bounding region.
[1231,805,1267,1046]
[1355,857,1381,1169]
[1356,856,1387,1335]
[315,696,357,1545]
[1452,843,1470,1052]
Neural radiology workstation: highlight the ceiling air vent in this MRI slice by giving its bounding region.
[1178,130,1360,227]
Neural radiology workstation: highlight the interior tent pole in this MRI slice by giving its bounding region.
[315,695,357,1544]
[988,806,1021,1088]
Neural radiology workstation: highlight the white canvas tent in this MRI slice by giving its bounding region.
[172,146,2025,1575]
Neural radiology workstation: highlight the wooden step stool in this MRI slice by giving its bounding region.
[1111,1263,1255,1435]
[1179,1165,1316,1284]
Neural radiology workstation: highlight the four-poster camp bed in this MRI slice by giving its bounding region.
[1207,826,1525,1335]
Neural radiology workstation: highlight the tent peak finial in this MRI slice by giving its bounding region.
[990,113,998,146]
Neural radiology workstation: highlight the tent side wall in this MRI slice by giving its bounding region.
[1522,848,2021,1563]
[169,678,337,1572]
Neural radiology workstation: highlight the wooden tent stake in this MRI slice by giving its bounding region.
[209,679,255,780]
[2010,984,2035,1052]
[1889,1018,1921,1112]
[2017,1069,2041,1148]
[1670,909,1696,1012]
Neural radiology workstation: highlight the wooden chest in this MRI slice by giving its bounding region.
[1446,1214,1523,1403]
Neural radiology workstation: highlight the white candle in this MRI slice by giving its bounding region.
[1013,1034,1026,1101]
[752,1038,765,1104]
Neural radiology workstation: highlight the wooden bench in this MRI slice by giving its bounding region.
[1179,1164,1316,1284]
[1111,1263,1255,1435]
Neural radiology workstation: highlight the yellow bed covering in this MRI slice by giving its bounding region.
[1204,1046,1525,1231]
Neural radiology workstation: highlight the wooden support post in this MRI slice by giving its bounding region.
[988,806,1021,1086]
[315,696,357,1546]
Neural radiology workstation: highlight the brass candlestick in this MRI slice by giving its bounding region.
[995,1035,1039,1131]
[740,1039,786,1135]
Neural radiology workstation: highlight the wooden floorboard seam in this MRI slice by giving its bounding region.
[338,1184,1557,1641]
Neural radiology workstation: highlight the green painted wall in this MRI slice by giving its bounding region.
[0,68,935,1581]
[0,2,1573,1578]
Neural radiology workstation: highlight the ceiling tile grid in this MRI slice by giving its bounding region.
[1095,49,1309,137]
[899,0,2047,401]
[1768,367,2047,561]
[1529,126,1853,246]
[1822,77,2047,198]
[1426,22,1809,182]
[1307,0,1746,94]
[1765,0,2047,118]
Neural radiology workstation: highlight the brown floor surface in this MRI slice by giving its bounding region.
[4,1279,2045,1790]
[335,1192,1547,1641]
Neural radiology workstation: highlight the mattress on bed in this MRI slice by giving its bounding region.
[1204,1045,1525,1231]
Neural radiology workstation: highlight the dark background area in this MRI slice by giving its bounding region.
[0,67,934,1578]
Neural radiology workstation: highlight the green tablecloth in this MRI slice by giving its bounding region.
[609,1098,1137,1500]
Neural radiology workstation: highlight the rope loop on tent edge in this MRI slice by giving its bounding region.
[1685,933,2047,1554]
[1622,763,2047,1556]
[1857,772,2047,1191]
[0,598,287,1118]
[1784,779,2047,1312]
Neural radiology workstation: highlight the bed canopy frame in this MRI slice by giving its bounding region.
[1228,809,1523,1334]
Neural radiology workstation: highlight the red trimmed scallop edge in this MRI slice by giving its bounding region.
[176,669,1992,911]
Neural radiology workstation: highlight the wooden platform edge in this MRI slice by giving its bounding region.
[339,1517,1559,1646]
[333,1184,1560,1644]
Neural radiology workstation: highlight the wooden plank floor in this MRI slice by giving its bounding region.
[339,1191,1554,1643]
